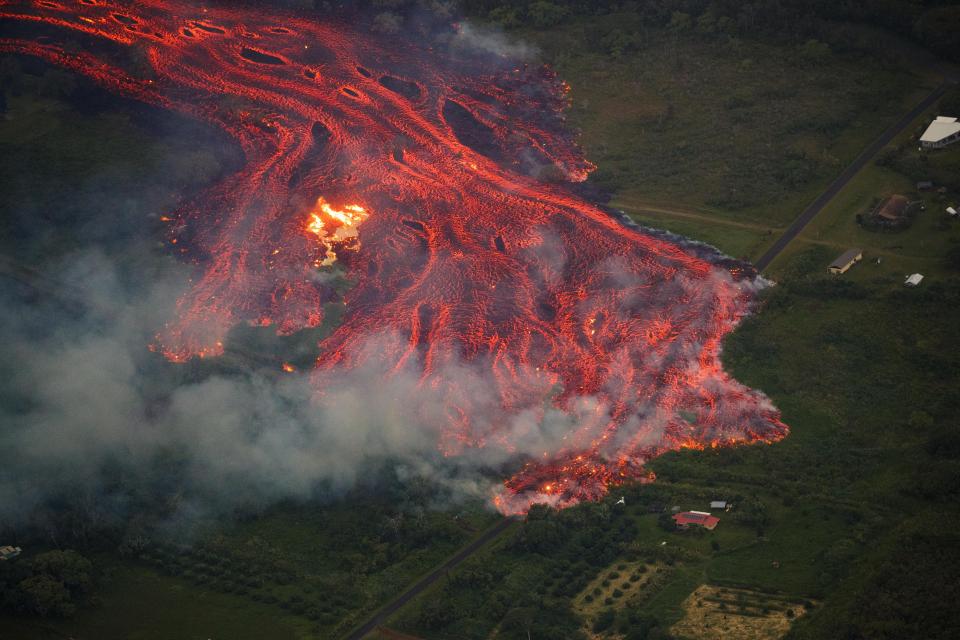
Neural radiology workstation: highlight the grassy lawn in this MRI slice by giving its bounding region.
[610,200,779,260]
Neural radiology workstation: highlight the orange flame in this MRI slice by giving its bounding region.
[305,196,368,266]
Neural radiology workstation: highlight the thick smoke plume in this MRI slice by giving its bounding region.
[0,251,489,527]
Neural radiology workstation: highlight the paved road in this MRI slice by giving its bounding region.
[343,518,515,640]
[754,82,951,271]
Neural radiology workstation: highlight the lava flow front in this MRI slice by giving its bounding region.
[0,0,788,514]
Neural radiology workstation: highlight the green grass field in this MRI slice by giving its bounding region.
[520,14,936,229]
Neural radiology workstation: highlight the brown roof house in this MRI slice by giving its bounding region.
[875,195,910,225]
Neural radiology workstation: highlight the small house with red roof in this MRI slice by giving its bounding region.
[672,511,719,530]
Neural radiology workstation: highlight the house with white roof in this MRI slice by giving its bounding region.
[920,116,960,149]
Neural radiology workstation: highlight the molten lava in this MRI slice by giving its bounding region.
[0,0,788,514]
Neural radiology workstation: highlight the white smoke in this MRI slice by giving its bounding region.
[0,249,589,526]
[450,22,539,61]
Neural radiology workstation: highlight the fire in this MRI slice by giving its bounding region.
[305,197,368,267]
[0,0,788,515]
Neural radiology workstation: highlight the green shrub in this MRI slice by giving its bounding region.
[593,609,616,632]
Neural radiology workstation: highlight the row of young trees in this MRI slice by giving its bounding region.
[457,0,960,62]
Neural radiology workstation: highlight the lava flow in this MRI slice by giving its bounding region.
[1,0,788,514]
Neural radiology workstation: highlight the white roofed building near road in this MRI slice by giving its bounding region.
[828,248,863,275]
[920,116,960,149]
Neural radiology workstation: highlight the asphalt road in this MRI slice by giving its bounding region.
[754,82,951,271]
[342,517,516,640]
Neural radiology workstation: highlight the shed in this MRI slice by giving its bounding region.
[673,511,720,530]
[920,116,960,149]
[709,500,728,510]
[917,181,934,191]
[947,206,957,216]
[828,248,863,274]
[905,273,924,287]
[0,546,21,561]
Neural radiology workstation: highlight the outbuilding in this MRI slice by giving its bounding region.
[905,273,924,287]
[673,511,720,531]
[828,248,863,274]
[709,500,729,510]
[920,116,960,149]
[0,546,21,561]
[874,195,910,225]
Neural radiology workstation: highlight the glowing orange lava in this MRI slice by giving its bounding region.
[305,197,368,267]
[0,0,788,514]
